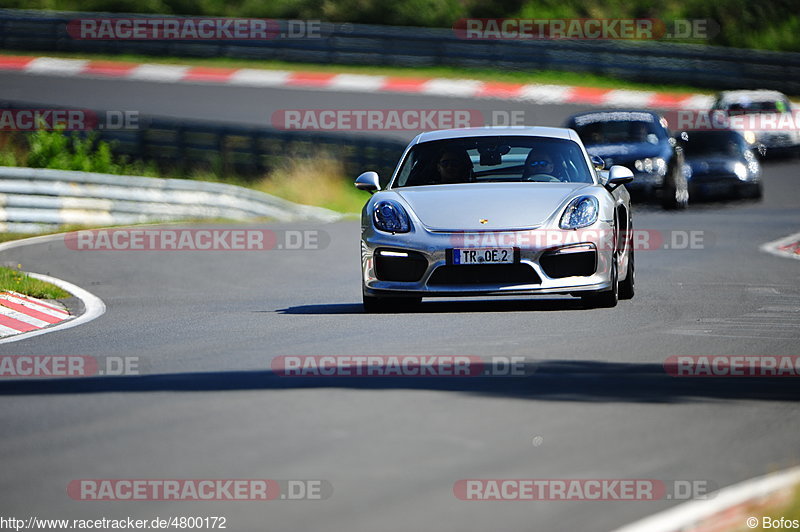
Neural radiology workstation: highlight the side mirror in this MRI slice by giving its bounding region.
[606,165,634,191]
[355,171,381,194]
[590,155,605,170]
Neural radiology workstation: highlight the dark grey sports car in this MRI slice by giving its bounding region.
[681,130,762,200]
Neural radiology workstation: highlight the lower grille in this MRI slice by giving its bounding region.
[540,250,597,278]
[374,249,428,282]
[428,264,540,286]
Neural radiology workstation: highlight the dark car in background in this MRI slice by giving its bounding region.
[564,110,689,209]
[681,130,762,200]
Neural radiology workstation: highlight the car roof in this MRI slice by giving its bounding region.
[410,126,580,145]
[717,90,788,102]
[565,109,661,123]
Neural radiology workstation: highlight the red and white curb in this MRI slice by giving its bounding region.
[0,234,107,344]
[613,466,800,532]
[760,232,800,261]
[0,290,71,336]
[0,54,714,110]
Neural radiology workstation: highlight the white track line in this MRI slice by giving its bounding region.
[129,64,190,82]
[228,69,292,87]
[421,78,483,97]
[26,57,89,76]
[329,73,386,92]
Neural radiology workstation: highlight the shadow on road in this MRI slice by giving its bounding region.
[277,298,590,315]
[1,359,798,403]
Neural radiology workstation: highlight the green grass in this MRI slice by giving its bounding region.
[253,155,370,213]
[0,224,112,244]
[749,484,800,531]
[0,265,71,299]
[0,49,720,96]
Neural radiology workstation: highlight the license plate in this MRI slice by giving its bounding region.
[452,248,514,265]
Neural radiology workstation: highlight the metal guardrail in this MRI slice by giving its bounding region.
[0,166,342,233]
[0,8,799,93]
[0,100,407,180]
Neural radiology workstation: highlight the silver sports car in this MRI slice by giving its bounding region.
[355,127,635,312]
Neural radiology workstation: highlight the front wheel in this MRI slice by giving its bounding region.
[618,248,635,300]
[581,256,619,308]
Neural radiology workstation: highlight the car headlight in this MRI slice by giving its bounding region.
[733,162,748,181]
[744,130,756,144]
[633,157,667,176]
[654,157,667,176]
[560,196,599,230]
[373,200,411,233]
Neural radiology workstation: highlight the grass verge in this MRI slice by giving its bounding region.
[746,483,800,531]
[0,224,111,244]
[0,265,71,299]
[252,156,370,214]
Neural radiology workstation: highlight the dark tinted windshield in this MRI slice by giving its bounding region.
[571,112,666,145]
[683,131,747,157]
[392,136,594,187]
[721,98,791,114]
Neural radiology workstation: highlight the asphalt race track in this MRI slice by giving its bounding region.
[1,71,799,532]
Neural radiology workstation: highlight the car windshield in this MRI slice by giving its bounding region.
[723,99,789,114]
[572,115,665,146]
[683,131,747,157]
[392,136,593,187]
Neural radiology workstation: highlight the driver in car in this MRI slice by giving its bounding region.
[523,149,560,181]
[435,149,474,184]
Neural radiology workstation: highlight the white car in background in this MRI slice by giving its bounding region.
[710,90,800,157]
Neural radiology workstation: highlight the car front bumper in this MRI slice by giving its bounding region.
[688,174,760,197]
[361,223,618,298]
